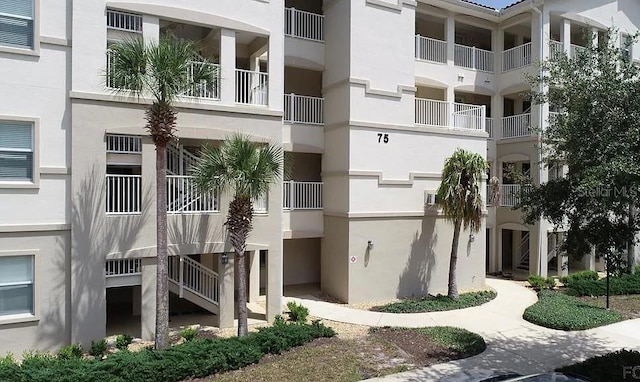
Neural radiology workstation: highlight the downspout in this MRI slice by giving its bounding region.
[530,0,544,276]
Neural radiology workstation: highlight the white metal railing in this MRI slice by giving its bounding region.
[516,232,531,269]
[167,176,218,213]
[502,42,532,72]
[283,181,323,210]
[570,44,586,58]
[500,184,521,207]
[548,111,562,126]
[106,175,141,214]
[105,259,141,277]
[285,7,324,42]
[106,134,142,154]
[253,195,268,214]
[106,10,143,33]
[415,99,485,130]
[485,118,494,139]
[184,62,220,100]
[454,44,494,72]
[415,35,447,64]
[236,69,268,106]
[169,256,219,305]
[167,143,199,176]
[550,40,564,58]
[501,113,531,139]
[284,94,324,125]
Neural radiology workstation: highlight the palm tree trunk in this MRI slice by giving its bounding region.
[235,249,248,337]
[448,219,462,300]
[155,142,169,350]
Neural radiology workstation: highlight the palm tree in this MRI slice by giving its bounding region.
[437,148,488,300]
[106,37,213,349]
[193,134,283,336]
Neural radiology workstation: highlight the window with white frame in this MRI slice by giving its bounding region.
[0,256,34,316]
[0,0,35,49]
[0,121,34,181]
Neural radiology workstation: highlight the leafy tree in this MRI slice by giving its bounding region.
[437,149,488,299]
[193,134,283,336]
[106,37,214,349]
[520,28,640,307]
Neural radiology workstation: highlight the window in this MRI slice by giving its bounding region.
[0,0,34,49]
[0,121,34,181]
[0,256,34,316]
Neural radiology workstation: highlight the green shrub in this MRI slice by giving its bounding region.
[115,334,134,350]
[57,344,84,360]
[180,327,198,342]
[0,321,335,382]
[558,270,599,285]
[371,290,496,313]
[557,349,640,381]
[89,339,107,359]
[286,301,309,323]
[527,275,556,290]
[566,272,640,296]
[523,290,622,330]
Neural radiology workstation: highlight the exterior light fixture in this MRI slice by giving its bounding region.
[367,240,374,250]
[469,234,475,243]
[221,253,229,264]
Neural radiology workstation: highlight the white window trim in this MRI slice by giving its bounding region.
[0,0,40,56]
[0,115,40,189]
[0,250,39,326]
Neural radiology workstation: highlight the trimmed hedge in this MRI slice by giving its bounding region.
[0,320,335,382]
[527,275,556,290]
[371,291,496,313]
[558,270,599,285]
[565,272,640,297]
[557,349,640,381]
[523,290,622,330]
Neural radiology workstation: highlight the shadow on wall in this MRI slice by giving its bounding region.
[71,164,151,347]
[396,214,437,298]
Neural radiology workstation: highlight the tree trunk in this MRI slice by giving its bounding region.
[155,142,169,350]
[235,249,248,337]
[448,220,462,300]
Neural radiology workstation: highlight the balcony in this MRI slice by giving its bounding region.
[283,181,323,210]
[501,113,532,139]
[415,35,446,64]
[500,184,521,207]
[283,94,324,125]
[106,175,142,214]
[502,43,532,72]
[454,44,494,72]
[415,99,486,131]
[283,181,323,238]
[235,69,268,106]
[486,118,494,139]
[285,7,324,42]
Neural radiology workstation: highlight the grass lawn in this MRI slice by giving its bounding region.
[556,349,640,381]
[199,326,486,382]
[523,290,623,330]
[370,290,496,313]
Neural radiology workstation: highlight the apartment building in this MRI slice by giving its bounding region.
[0,0,637,355]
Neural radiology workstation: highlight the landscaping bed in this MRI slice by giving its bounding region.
[578,294,640,318]
[370,290,496,313]
[523,290,623,330]
[556,349,640,381]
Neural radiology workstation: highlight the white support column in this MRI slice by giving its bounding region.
[266,249,284,322]
[132,285,141,316]
[446,14,455,66]
[140,257,157,341]
[531,223,549,277]
[491,95,502,139]
[561,19,571,53]
[220,29,237,106]
[583,247,596,271]
[492,28,503,74]
[496,227,503,272]
[248,250,260,303]
[488,228,497,273]
[218,253,235,328]
[142,15,159,44]
[591,27,599,48]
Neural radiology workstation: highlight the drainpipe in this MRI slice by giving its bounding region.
[530,0,544,276]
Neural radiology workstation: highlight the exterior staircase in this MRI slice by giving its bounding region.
[168,255,220,315]
[515,232,530,271]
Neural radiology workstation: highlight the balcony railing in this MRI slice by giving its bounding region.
[285,8,324,42]
[184,62,221,100]
[550,40,563,58]
[502,42,532,72]
[106,10,142,33]
[236,69,268,106]
[106,175,141,214]
[106,134,141,154]
[486,118,494,139]
[167,175,218,213]
[501,113,531,139]
[454,44,494,72]
[284,94,324,125]
[283,181,323,210]
[500,184,521,207]
[570,44,587,58]
[415,99,486,131]
[415,35,447,64]
[105,259,141,277]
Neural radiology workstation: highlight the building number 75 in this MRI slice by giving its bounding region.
[377,133,389,144]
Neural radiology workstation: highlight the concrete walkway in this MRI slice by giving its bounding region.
[285,278,640,381]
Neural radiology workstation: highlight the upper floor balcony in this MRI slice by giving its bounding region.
[284,1,324,70]
[415,98,486,132]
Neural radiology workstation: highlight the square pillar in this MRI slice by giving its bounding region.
[561,19,571,53]
[220,29,236,106]
[142,15,159,44]
[491,95,503,139]
[266,249,283,321]
[446,14,455,66]
[496,228,503,272]
[248,250,260,303]
[530,222,549,277]
[488,228,498,273]
[492,28,503,73]
[140,257,157,341]
[218,253,235,328]
[583,247,596,271]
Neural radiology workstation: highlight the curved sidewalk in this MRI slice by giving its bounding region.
[285,278,640,380]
